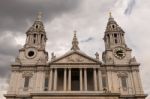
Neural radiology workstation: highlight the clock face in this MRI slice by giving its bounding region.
[113,47,126,59]
[25,47,37,59]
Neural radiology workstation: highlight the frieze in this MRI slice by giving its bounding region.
[117,71,128,78]
[22,71,33,77]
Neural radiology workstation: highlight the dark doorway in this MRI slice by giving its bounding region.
[71,69,80,91]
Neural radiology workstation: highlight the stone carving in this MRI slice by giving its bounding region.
[15,56,21,64]
[117,72,128,78]
[22,71,33,78]
[106,56,113,64]
[51,52,56,60]
[95,52,99,60]
[67,55,84,62]
[130,56,137,64]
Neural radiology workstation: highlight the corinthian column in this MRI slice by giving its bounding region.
[94,68,98,91]
[49,69,53,91]
[84,68,87,91]
[80,68,83,91]
[53,68,57,91]
[63,68,67,91]
[98,69,102,91]
[68,68,71,91]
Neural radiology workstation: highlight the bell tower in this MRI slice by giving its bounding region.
[104,12,127,49]
[25,12,47,49]
[15,12,48,65]
[102,13,135,65]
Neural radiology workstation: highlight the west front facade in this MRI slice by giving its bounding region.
[4,13,147,99]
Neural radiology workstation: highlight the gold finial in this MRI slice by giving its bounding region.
[73,30,77,37]
[74,30,77,34]
[109,11,112,18]
[37,11,42,21]
[71,30,80,50]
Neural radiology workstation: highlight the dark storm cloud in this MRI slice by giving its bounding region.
[0,32,21,78]
[0,0,81,34]
[124,0,136,15]
[0,0,81,78]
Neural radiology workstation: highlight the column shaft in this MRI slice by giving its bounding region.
[53,68,57,91]
[94,68,98,91]
[98,69,102,91]
[80,68,83,91]
[49,69,53,91]
[63,68,67,91]
[68,69,71,91]
[84,68,87,91]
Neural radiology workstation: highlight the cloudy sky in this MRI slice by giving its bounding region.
[0,0,150,98]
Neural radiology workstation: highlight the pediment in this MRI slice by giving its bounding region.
[51,51,100,64]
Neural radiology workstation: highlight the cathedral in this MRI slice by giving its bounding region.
[4,13,147,99]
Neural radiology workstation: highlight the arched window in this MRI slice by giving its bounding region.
[121,77,127,88]
[24,76,30,88]
[36,25,38,29]
[117,72,128,91]
[44,77,49,91]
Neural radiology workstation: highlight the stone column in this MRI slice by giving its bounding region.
[98,69,102,91]
[53,68,57,91]
[80,68,83,91]
[132,70,143,94]
[35,70,45,91]
[84,68,87,91]
[49,69,53,91]
[31,35,34,44]
[107,70,113,92]
[68,68,71,91]
[94,68,98,91]
[38,34,40,44]
[63,68,67,91]
[137,71,144,94]
[36,34,38,44]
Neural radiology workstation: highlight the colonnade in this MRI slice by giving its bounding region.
[48,68,104,91]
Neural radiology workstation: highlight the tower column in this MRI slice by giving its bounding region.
[38,34,40,44]
[63,68,67,91]
[53,68,57,91]
[36,34,38,44]
[94,68,98,91]
[84,68,87,91]
[68,68,71,91]
[80,68,83,91]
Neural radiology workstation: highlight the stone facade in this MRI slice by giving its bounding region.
[4,12,147,99]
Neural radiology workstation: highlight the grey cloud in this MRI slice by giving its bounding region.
[0,31,21,78]
[0,0,80,34]
[0,32,21,56]
[124,0,136,15]
[81,37,94,43]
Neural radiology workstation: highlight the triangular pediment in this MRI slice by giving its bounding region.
[51,51,100,64]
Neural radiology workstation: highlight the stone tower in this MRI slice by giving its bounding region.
[4,13,147,99]
[102,13,147,98]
